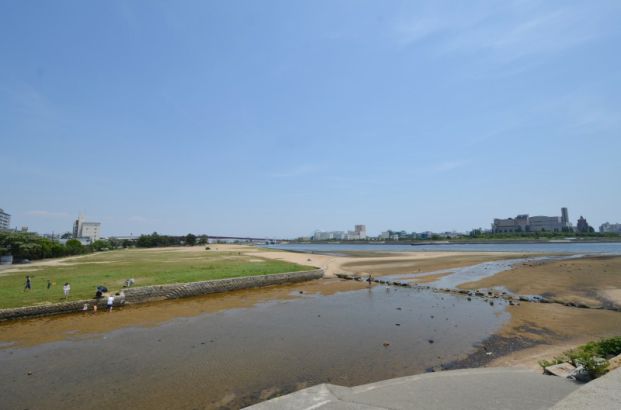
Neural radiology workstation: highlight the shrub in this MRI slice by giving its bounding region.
[539,337,621,379]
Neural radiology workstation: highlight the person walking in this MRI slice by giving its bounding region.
[63,282,71,299]
[107,294,115,312]
[47,279,52,290]
[24,275,32,291]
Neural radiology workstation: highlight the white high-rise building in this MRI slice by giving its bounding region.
[0,208,10,231]
[354,224,367,239]
[72,213,101,242]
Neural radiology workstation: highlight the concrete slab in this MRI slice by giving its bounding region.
[244,368,579,410]
[545,363,577,378]
[550,366,621,410]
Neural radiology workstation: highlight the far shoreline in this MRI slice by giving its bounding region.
[284,238,621,245]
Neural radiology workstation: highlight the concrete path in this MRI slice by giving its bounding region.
[551,366,621,410]
[244,368,579,410]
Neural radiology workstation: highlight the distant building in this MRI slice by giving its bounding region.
[72,213,101,243]
[312,224,368,241]
[576,216,591,233]
[600,222,621,234]
[529,216,564,232]
[354,225,367,239]
[561,207,569,225]
[492,208,572,233]
[0,208,10,231]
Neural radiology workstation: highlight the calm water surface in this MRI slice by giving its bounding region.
[266,242,621,254]
[0,280,507,410]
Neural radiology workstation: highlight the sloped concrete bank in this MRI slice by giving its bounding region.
[0,269,324,321]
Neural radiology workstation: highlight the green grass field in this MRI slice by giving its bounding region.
[0,247,313,309]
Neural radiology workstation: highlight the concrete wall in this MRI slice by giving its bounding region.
[0,269,323,321]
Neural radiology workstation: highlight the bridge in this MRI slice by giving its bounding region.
[207,235,285,243]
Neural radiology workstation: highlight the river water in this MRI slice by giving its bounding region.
[265,241,621,254]
[0,280,508,410]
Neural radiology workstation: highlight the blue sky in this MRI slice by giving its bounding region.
[1,1,620,237]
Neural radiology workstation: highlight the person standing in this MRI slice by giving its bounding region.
[47,279,52,290]
[107,294,115,312]
[63,282,71,299]
[24,275,32,291]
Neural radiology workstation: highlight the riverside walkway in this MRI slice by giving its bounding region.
[245,367,596,410]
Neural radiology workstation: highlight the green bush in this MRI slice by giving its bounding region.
[539,337,621,379]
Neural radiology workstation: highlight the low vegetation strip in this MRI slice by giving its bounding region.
[0,269,324,321]
[0,247,314,309]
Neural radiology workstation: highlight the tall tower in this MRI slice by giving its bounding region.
[73,213,84,238]
[561,207,569,225]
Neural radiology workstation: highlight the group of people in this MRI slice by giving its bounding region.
[24,275,71,298]
[24,275,124,312]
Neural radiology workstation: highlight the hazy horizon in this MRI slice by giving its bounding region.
[2,1,620,238]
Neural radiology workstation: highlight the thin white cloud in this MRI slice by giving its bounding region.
[393,2,618,65]
[268,164,319,178]
[432,160,470,173]
[128,216,150,223]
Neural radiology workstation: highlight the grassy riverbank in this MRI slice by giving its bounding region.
[0,246,313,309]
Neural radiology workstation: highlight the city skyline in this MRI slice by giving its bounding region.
[2,204,618,239]
[2,1,621,238]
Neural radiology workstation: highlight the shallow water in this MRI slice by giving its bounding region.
[377,256,563,289]
[0,280,508,409]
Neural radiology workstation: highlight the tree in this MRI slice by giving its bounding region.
[60,232,73,239]
[185,233,197,246]
[197,235,209,245]
[91,239,111,251]
[65,239,84,255]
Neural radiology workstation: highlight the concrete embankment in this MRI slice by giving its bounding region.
[244,367,579,410]
[0,269,323,321]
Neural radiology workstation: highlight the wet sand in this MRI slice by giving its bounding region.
[249,246,526,278]
[489,302,621,370]
[459,255,621,307]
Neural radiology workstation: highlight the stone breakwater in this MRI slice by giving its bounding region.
[336,273,621,312]
[0,269,324,321]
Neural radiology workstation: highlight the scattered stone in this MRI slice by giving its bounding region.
[395,323,401,326]
[299,291,303,294]
[396,307,402,310]
[27,371,32,376]
[428,339,434,344]
[467,297,472,301]
[383,342,390,347]
[489,301,494,306]
[430,315,434,319]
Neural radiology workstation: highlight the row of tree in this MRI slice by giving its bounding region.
[0,231,209,261]
[135,232,208,248]
[0,232,92,260]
